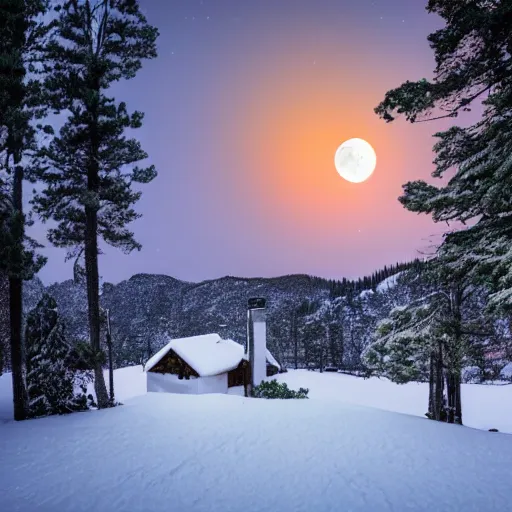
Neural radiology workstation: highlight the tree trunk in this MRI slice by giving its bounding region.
[446,372,455,423]
[9,277,28,420]
[106,310,114,405]
[9,165,28,421]
[455,373,462,424]
[427,352,435,419]
[147,336,152,360]
[433,340,444,421]
[446,370,463,425]
[85,69,110,409]
[0,271,9,374]
[338,325,344,369]
[292,311,298,369]
[84,207,109,408]
[447,285,463,425]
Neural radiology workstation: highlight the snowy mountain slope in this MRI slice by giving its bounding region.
[20,273,333,369]
[1,386,512,512]
[376,272,402,293]
[19,262,504,379]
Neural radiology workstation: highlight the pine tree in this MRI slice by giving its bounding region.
[25,294,77,418]
[375,0,512,316]
[30,1,159,408]
[363,258,493,424]
[364,290,449,421]
[327,317,343,369]
[0,0,51,420]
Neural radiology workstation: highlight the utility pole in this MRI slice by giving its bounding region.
[106,309,114,405]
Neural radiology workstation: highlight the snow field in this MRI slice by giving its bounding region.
[1,389,512,511]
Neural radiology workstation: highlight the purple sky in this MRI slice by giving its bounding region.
[33,1,459,286]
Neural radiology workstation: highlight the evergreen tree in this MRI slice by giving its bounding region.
[0,0,50,420]
[30,1,159,408]
[375,0,512,317]
[327,318,343,369]
[342,297,371,371]
[364,259,493,424]
[25,294,79,417]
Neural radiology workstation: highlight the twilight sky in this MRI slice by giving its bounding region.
[35,0,457,286]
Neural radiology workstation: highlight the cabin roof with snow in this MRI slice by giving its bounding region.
[145,333,281,377]
[242,349,280,371]
[145,333,245,377]
[265,349,281,371]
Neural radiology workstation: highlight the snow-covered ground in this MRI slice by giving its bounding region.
[275,370,512,434]
[1,366,511,432]
[1,367,512,511]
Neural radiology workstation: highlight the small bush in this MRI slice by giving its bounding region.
[252,379,309,399]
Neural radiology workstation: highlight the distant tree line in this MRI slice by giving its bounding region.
[325,259,422,299]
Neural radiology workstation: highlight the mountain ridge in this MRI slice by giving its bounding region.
[15,263,416,372]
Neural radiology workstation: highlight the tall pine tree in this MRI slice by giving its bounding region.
[0,0,50,420]
[30,1,158,408]
[375,1,512,317]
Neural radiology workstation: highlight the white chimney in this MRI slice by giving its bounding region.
[247,298,267,390]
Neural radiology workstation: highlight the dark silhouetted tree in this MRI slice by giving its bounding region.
[31,0,159,408]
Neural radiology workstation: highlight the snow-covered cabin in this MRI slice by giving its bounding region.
[145,333,280,395]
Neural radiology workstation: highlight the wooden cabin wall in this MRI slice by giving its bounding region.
[228,360,250,388]
[266,364,279,377]
[149,350,199,379]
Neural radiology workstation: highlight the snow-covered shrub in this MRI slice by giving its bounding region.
[66,341,104,408]
[252,380,309,399]
[499,362,512,382]
[462,366,483,384]
[25,294,91,418]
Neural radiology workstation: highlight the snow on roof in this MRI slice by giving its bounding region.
[242,348,281,370]
[144,337,183,373]
[266,349,281,370]
[145,333,245,377]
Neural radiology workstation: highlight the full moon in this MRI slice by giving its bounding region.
[334,138,377,183]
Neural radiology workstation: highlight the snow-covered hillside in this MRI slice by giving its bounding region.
[1,366,511,432]
[376,272,402,292]
[1,369,512,511]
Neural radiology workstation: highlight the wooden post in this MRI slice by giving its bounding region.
[243,361,249,397]
[106,309,114,405]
